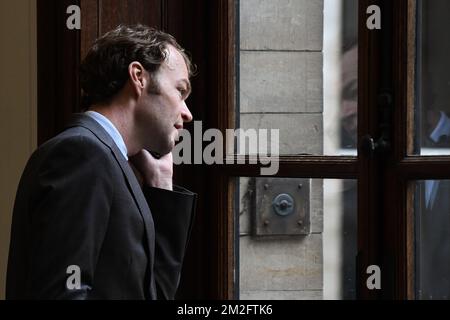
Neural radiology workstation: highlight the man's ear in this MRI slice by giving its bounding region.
[128,61,147,97]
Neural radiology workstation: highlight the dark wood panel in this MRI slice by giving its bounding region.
[356,0,383,300]
[99,0,161,35]
[169,0,236,299]
[168,0,226,299]
[215,156,358,179]
[209,0,236,298]
[37,0,81,145]
[398,157,450,178]
[80,0,99,60]
[384,0,410,299]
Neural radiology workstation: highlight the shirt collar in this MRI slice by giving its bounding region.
[84,110,128,160]
[430,111,450,143]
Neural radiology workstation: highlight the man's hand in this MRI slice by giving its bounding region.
[128,150,173,190]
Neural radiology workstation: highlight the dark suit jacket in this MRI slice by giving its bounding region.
[6,114,196,300]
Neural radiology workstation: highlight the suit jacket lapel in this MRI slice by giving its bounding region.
[65,114,156,279]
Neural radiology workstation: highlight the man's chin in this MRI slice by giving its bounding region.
[151,141,175,156]
[167,140,176,153]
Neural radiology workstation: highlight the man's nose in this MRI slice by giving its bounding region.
[181,102,193,123]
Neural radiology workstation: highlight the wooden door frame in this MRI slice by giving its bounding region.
[217,0,444,300]
[387,0,450,299]
[37,0,81,145]
[218,0,378,300]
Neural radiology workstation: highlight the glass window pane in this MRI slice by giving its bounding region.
[238,0,358,156]
[413,0,450,155]
[237,178,357,299]
[414,180,450,299]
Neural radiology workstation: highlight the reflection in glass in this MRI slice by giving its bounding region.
[415,0,450,155]
[415,180,450,299]
[237,178,357,300]
[238,0,358,156]
[336,0,358,152]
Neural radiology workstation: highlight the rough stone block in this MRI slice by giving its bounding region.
[240,0,323,51]
[240,51,323,113]
[240,113,323,155]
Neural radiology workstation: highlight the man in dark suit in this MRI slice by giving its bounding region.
[6,25,196,299]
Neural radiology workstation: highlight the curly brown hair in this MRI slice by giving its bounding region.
[80,24,194,110]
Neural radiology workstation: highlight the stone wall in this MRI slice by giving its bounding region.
[239,0,324,299]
